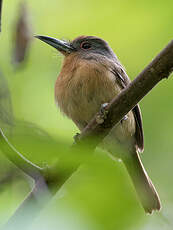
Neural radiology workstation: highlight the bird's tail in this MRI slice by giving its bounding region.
[122,151,161,214]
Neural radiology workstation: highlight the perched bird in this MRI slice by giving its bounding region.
[35,35,161,213]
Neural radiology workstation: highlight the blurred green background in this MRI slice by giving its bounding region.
[0,0,173,229]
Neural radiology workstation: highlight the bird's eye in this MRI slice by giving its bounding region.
[81,42,92,50]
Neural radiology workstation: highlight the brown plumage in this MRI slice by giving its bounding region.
[36,35,161,213]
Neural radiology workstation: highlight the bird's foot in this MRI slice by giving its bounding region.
[96,103,109,124]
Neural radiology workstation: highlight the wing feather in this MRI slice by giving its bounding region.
[111,66,144,152]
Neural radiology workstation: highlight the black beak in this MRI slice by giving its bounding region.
[35,35,74,54]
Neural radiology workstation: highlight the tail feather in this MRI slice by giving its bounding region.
[122,152,161,213]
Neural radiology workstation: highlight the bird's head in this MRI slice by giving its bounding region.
[35,35,117,60]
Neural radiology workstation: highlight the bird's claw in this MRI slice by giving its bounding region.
[120,115,128,123]
[123,115,128,120]
[96,103,109,124]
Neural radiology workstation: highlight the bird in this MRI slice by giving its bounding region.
[35,34,161,213]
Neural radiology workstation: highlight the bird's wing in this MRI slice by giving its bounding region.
[111,66,144,152]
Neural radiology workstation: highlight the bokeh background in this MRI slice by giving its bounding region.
[0,0,173,229]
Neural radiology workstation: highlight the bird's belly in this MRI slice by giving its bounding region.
[64,77,121,127]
